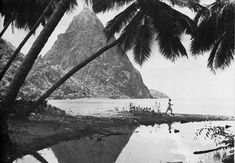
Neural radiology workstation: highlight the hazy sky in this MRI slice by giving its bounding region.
[0,0,234,100]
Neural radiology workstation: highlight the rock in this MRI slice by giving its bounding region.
[225,125,231,129]
[43,8,153,99]
[174,129,180,133]
[149,89,169,99]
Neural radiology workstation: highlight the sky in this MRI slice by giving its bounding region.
[0,0,234,101]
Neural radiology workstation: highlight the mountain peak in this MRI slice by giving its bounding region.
[43,9,153,99]
[66,8,104,32]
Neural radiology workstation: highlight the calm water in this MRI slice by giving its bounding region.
[13,99,235,163]
[14,121,234,163]
[48,98,235,117]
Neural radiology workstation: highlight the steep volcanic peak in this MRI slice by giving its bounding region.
[43,8,153,99]
[66,7,104,33]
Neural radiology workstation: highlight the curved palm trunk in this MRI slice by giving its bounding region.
[0,16,14,38]
[1,0,70,113]
[0,1,69,159]
[32,39,120,110]
[0,0,54,82]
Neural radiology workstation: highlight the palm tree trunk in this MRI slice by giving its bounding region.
[32,39,120,110]
[0,0,54,82]
[1,0,70,114]
[0,16,14,38]
[0,110,13,163]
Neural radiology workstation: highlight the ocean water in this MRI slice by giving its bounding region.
[48,98,235,117]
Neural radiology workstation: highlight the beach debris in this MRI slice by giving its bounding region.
[225,125,231,129]
[128,103,162,116]
[174,129,180,133]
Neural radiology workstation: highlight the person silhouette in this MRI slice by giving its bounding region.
[165,99,174,115]
[167,122,173,133]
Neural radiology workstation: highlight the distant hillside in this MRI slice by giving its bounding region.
[149,89,169,99]
[0,38,85,100]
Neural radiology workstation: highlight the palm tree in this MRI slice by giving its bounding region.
[0,0,77,36]
[1,0,77,111]
[25,0,197,112]
[0,0,54,82]
[0,0,48,37]
[0,0,76,160]
[0,0,77,82]
[191,0,234,71]
[0,17,14,38]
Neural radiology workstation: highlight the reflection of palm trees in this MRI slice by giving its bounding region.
[31,152,48,163]
[194,125,234,162]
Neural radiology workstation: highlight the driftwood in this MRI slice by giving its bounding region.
[193,146,229,154]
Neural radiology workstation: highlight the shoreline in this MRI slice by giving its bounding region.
[7,111,234,162]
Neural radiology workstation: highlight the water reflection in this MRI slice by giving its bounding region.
[116,121,234,163]
[14,148,59,163]
[14,121,234,163]
[51,126,136,163]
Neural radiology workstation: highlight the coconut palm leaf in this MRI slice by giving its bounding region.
[105,2,138,40]
[194,7,209,24]
[156,26,188,61]
[0,0,77,30]
[208,31,234,70]
[118,11,144,51]
[167,0,202,12]
[86,0,134,13]
[132,17,155,65]
[216,2,234,34]
[90,0,195,65]
[150,2,189,60]
[191,0,234,70]
[191,13,217,54]
[158,1,196,34]
[207,34,224,70]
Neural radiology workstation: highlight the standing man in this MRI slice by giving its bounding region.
[166,99,174,115]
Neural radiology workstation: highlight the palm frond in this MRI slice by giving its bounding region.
[207,35,223,71]
[0,0,77,30]
[85,0,134,13]
[194,7,209,24]
[208,31,234,70]
[167,4,196,34]
[190,13,217,55]
[105,2,138,40]
[156,29,187,61]
[216,2,234,34]
[150,2,196,35]
[150,2,188,60]
[133,17,155,65]
[118,11,144,51]
[166,0,202,12]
